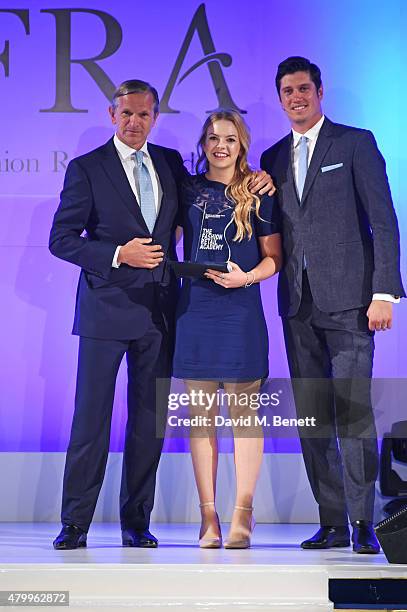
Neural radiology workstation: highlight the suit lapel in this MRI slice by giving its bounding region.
[148,144,176,233]
[276,133,299,204]
[282,133,295,183]
[148,143,173,196]
[100,138,148,229]
[301,118,333,204]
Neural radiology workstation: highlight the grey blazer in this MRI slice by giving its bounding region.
[261,117,405,316]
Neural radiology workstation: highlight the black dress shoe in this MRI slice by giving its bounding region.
[122,528,158,548]
[301,526,350,549]
[53,524,87,550]
[351,520,380,554]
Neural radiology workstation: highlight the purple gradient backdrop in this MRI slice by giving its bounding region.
[1,0,405,451]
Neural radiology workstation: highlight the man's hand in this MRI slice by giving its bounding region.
[118,237,164,269]
[367,300,393,331]
[249,170,276,196]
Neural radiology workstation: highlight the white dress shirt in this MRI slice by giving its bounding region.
[292,114,325,187]
[291,116,398,303]
[112,134,162,268]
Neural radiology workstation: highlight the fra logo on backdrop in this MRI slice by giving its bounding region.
[0,4,244,114]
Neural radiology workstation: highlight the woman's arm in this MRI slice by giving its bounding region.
[247,233,282,282]
[205,233,282,289]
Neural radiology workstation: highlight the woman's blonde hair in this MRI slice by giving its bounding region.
[195,109,260,241]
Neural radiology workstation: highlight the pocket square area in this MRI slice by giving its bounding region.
[321,163,344,173]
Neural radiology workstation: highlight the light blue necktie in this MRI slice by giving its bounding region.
[297,135,308,201]
[297,136,309,268]
[134,150,156,233]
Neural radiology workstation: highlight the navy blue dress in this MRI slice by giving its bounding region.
[173,174,280,381]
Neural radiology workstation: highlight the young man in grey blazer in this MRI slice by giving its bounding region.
[261,56,404,553]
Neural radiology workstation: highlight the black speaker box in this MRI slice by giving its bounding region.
[375,505,407,564]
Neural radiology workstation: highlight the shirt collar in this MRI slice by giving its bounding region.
[292,115,325,147]
[113,134,150,161]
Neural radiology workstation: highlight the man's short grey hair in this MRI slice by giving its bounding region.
[111,80,159,114]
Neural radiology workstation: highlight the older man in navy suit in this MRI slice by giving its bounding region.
[49,80,188,549]
[261,57,405,553]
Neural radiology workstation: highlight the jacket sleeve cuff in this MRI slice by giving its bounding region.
[112,246,122,268]
[372,293,400,303]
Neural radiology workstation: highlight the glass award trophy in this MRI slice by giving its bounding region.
[169,201,233,279]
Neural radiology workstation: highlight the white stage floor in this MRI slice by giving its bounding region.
[1,523,406,611]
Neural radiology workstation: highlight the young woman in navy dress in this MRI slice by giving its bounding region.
[173,110,282,548]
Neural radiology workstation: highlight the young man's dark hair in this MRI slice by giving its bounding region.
[275,56,322,97]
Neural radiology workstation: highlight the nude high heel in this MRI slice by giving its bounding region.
[199,501,222,549]
[224,505,255,549]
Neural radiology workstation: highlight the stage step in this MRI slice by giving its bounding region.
[2,525,406,610]
[1,563,333,609]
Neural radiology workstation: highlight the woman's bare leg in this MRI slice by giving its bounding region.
[223,380,263,545]
[185,379,221,544]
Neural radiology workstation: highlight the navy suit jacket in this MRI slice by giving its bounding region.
[261,117,405,316]
[49,138,187,339]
